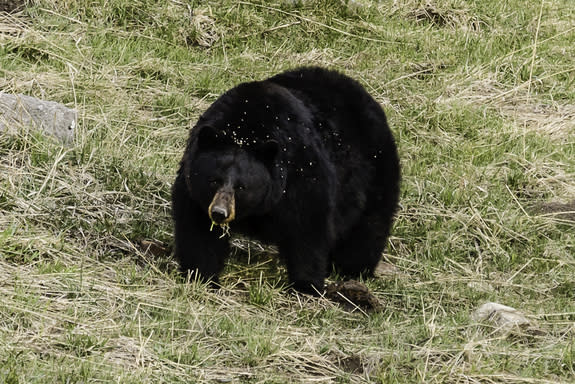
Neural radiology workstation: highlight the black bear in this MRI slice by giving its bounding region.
[172,67,400,294]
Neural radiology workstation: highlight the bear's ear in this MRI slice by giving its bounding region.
[197,125,223,149]
[254,139,279,163]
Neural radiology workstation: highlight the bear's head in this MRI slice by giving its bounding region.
[184,125,283,225]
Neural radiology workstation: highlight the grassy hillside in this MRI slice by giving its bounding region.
[0,0,574,382]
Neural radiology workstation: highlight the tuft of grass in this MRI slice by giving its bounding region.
[0,0,574,382]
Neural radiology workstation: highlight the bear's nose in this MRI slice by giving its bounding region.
[210,206,228,224]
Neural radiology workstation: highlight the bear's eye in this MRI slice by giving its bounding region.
[209,179,219,188]
[237,184,245,191]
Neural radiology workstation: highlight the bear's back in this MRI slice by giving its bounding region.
[267,67,391,151]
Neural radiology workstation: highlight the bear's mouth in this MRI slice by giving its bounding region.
[208,188,236,225]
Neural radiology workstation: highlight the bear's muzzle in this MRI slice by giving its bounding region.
[208,187,235,224]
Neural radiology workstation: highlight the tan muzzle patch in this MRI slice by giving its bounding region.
[208,188,236,224]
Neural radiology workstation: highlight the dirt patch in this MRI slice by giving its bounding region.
[0,0,27,13]
[325,280,383,312]
[138,239,172,258]
[407,3,482,31]
[334,354,364,374]
[536,199,575,222]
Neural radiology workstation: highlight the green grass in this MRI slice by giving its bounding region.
[1,0,574,382]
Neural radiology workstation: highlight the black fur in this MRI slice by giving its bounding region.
[172,67,400,294]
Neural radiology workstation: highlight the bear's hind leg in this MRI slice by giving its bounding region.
[330,216,391,278]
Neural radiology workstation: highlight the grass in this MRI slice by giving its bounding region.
[1,0,574,382]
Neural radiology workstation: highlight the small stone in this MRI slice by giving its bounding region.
[374,261,400,277]
[472,302,545,336]
[472,302,529,326]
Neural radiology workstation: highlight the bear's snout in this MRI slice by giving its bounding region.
[208,188,235,224]
[210,206,228,223]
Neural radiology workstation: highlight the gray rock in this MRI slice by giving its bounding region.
[472,302,531,329]
[0,92,76,143]
[472,302,545,336]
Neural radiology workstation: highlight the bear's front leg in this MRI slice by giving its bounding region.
[172,175,230,284]
[280,237,329,295]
